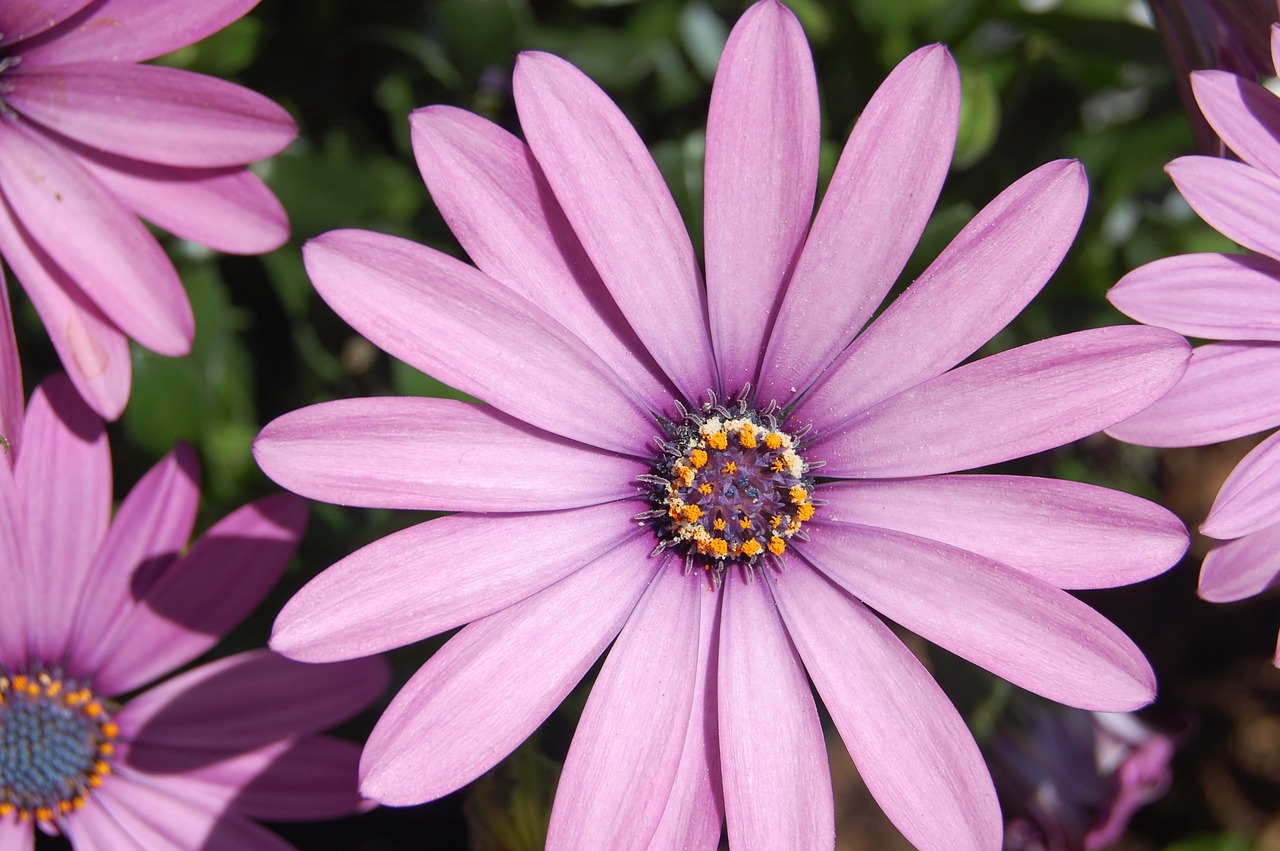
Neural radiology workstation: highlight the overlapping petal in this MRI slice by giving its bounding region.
[794,159,1087,427]
[819,475,1187,589]
[1199,524,1280,603]
[0,0,94,46]
[1203,429,1280,539]
[1192,69,1280,178]
[1109,252,1280,341]
[303,229,658,455]
[772,564,1001,851]
[255,396,645,512]
[271,500,648,662]
[816,326,1190,478]
[514,51,715,404]
[0,458,33,669]
[360,540,658,805]
[805,522,1156,711]
[759,43,959,404]
[1167,156,1280,263]
[704,0,818,386]
[1107,341,1280,447]
[0,276,21,446]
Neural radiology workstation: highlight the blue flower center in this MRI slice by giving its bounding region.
[0,669,118,824]
[644,397,816,584]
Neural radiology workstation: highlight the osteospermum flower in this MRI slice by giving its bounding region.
[1108,23,1280,667]
[0,280,387,850]
[0,0,297,419]
[256,2,1191,848]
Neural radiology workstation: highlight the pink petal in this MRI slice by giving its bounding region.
[759,44,959,405]
[409,106,673,405]
[514,51,715,405]
[361,538,659,805]
[1167,156,1280,263]
[646,586,724,851]
[1204,429,1280,539]
[271,500,648,662]
[1107,341,1280,447]
[0,195,130,419]
[0,458,34,669]
[546,567,702,850]
[815,326,1190,478]
[819,475,1187,590]
[719,570,834,850]
[1192,70,1280,178]
[15,373,109,663]
[0,815,32,850]
[1109,252,1280,341]
[1199,524,1280,602]
[92,494,307,696]
[18,0,260,66]
[214,737,369,822]
[795,159,1088,427]
[255,396,645,512]
[65,445,200,681]
[771,563,1001,851]
[0,0,94,45]
[75,149,289,255]
[804,522,1156,711]
[0,275,23,446]
[9,63,296,168]
[303,229,658,456]
[0,120,192,355]
[117,650,388,751]
[704,0,818,387]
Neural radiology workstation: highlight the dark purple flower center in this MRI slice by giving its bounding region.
[0,668,118,824]
[643,397,816,584]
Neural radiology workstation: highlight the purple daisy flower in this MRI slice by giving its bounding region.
[0,277,387,849]
[1108,23,1280,667]
[256,2,1191,847]
[0,0,297,420]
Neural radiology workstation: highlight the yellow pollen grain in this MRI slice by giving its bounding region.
[676,466,695,487]
[764,432,783,450]
[101,722,120,739]
[707,431,728,451]
[0,803,13,817]
[797,502,815,521]
[738,517,752,529]
[713,518,726,531]
[769,514,783,528]
[738,428,757,449]
[709,538,729,558]
[683,505,703,523]
[768,536,786,556]
[689,448,708,468]
[35,807,52,823]
[789,485,808,504]
[770,458,786,473]
[698,483,713,495]
[741,538,763,557]
[723,461,737,474]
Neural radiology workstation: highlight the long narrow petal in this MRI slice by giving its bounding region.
[255,396,644,512]
[409,107,673,404]
[546,567,702,851]
[514,51,715,404]
[1199,525,1280,602]
[0,815,32,851]
[1192,70,1280,178]
[795,159,1087,425]
[271,500,649,662]
[9,63,296,168]
[75,150,289,255]
[815,326,1190,478]
[0,0,94,45]
[117,651,387,753]
[16,374,109,663]
[192,737,368,822]
[92,495,307,696]
[0,120,192,355]
[17,0,259,65]
[0,196,130,418]
[759,44,959,405]
[719,571,834,850]
[303,229,657,456]
[360,539,658,805]
[771,564,1001,851]
[1167,156,1280,263]
[66,445,199,681]
[646,586,724,851]
[1107,341,1280,447]
[1204,430,1280,538]
[1109,252,1280,341]
[0,459,33,669]
[819,475,1187,589]
[804,522,1156,710]
[0,275,23,449]
[704,0,818,387]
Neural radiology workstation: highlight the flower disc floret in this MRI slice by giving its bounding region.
[0,669,118,824]
[644,397,815,579]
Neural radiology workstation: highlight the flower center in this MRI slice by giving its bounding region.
[0,669,118,824]
[644,396,816,583]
